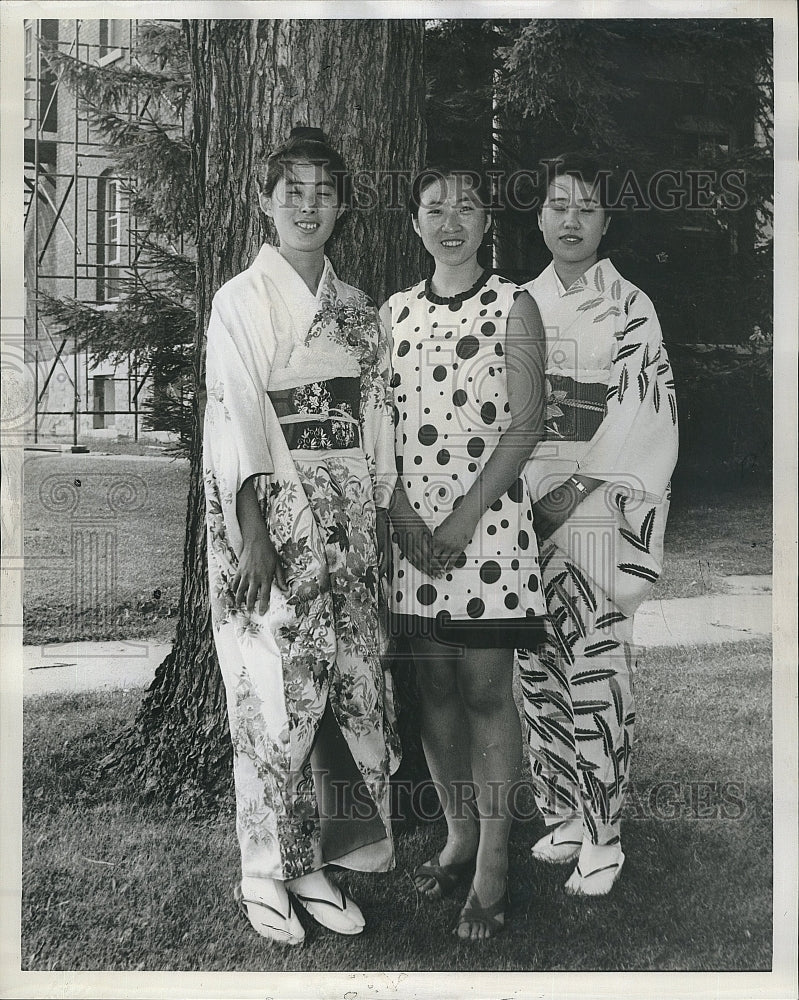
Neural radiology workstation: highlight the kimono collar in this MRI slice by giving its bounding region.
[253,243,336,343]
[549,257,618,297]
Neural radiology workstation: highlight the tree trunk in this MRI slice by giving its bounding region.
[102,19,427,810]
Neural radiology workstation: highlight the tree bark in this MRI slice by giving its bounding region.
[102,19,427,810]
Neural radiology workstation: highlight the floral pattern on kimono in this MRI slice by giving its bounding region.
[203,244,398,881]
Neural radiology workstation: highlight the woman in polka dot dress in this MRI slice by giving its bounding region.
[380,167,547,940]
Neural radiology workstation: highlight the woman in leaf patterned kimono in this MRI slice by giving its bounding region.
[203,128,399,944]
[518,154,678,895]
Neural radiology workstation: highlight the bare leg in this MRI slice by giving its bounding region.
[410,635,479,894]
[456,646,520,940]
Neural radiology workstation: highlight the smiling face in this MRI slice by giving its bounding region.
[412,173,491,268]
[259,160,343,256]
[538,173,610,276]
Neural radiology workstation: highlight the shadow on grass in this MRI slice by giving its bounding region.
[21,640,772,972]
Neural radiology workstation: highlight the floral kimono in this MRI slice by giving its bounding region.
[519,258,678,845]
[203,244,400,882]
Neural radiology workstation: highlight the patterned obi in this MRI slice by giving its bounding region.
[268,376,361,450]
[546,375,607,442]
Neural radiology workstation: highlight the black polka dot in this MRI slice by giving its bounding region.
[456,335,479,360]
[500,519,509,528]
[504,593,519,610]
[453,552,468,569]
[467,598,485,618]
[437,449,450,465]
[518,530,530,550]
[508,478,524,503]
[453,389,468,407]
[480,289,498,305]
[490,498,503,512]
[417,584,437,605]
[396,591,403,602]
[414,455,423,465]
[487,525,497,535]
[511,559,519,570]
[418,424,438,446]
[480,560,501,585]
[495,343,504,356]
[468,462,477,472]
[481,321,496,336]
[481,402,496,424]
[528,574,539,592]
[448,300,463,312]
[397,340,410,357]
[397,305,410,324]
[390,372,401,388]
[433,365,447,382]
[467,437,485,458]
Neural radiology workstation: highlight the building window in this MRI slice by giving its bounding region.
[96,171,125,303]
[93,375,115,428]
[24,21,34,119]
[98,20,125,63]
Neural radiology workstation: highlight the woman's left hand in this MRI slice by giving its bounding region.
[432,507,479,573]
[375,507,391,576]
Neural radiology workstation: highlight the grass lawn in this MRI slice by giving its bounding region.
[23,452,772,644]
[23,453,189,644]
[21,638,771,972]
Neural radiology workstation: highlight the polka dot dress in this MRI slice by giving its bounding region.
[387,271,546,630]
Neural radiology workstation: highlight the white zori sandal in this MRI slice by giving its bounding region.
[564,842,625,897]
[287,869,365,936]
[235,876,306,946]
[531,818,583,864]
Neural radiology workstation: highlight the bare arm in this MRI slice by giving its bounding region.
[432,291,547,571]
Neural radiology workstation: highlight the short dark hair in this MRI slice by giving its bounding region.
[261,126,350,207]
[408,164,490,218]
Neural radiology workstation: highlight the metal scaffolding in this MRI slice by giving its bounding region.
[23,18,178,446]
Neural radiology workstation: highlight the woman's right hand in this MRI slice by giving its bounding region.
[389,489,442,578]
[232,527,287,615]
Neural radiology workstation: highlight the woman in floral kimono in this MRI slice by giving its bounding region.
[518,153,679,896]
[203,128,399,944]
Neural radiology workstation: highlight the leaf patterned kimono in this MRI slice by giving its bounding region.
[203,244,400,882]
[519,258,678,845]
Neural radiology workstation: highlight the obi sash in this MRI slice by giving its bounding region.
[268,376,362,450]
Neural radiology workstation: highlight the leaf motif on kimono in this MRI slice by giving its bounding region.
[669,393,677,425]
[540,746,580,785]
[583,639,621,658]
[653,381,661,412]
[539,714,576,748]
[575,727,604,741]
[592,306,621,324]
[618,562,659,583]
[594,267,605,292]
[546,657,573,692]
[606,385,619,403]
[573,698,612,715]
[617,365,629,403]
[609,676,624,730]
[610,279,621,300]
[623,315,648,337]
[539,688,575,721]
[637,369,649,401]
[572,667,617,685]
[524,712,554,743]
[615,492,628,514]
[577,296,605,313]
[567,561,598,612]
[596,610,629,629]
[519,668,549,684]
[641,342,651,369]
[552,580,586,638]
[624,290,639,314]
[615,342,641,362]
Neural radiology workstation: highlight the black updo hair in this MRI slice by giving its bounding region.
[261,125,351,207]
[537,151,618,211]
[537,151,621,252]
[408,163,491,219]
